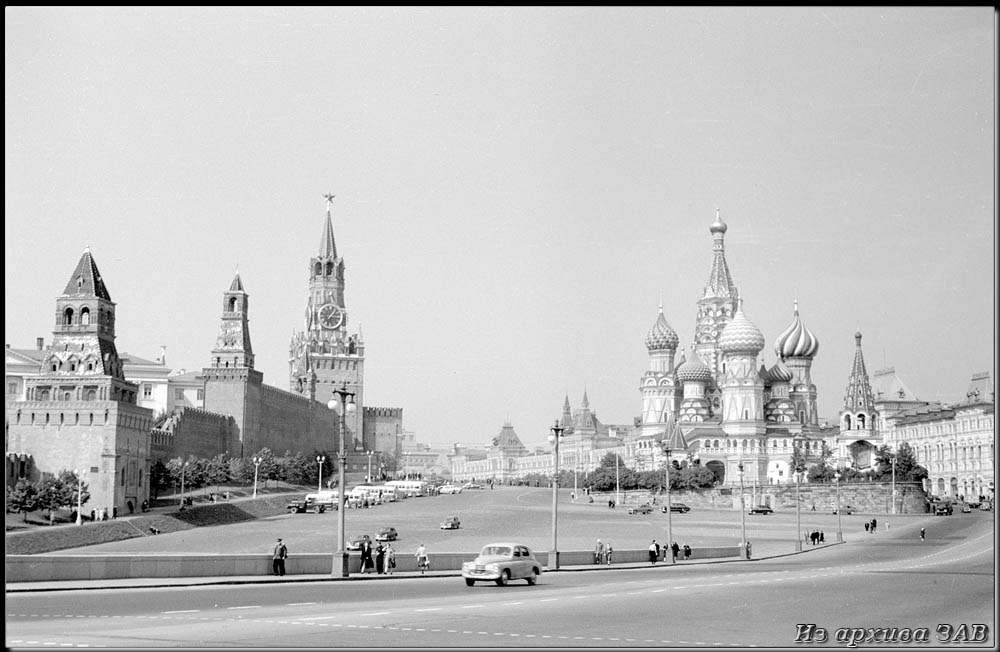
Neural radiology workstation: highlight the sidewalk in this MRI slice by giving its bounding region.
[4,541,841,593]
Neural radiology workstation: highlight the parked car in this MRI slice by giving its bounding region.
[934,503,953,516]
[440,516,461,530]
[439,484,463,494]
[461,542,542,587]
[375,527,398,542]
[960,504,972,513]
[462,482,484,490]
[662,502,691,514]
[838,505,856,515]
[748,505,774,515]
[346,534,371,550]
[628,504,654,515]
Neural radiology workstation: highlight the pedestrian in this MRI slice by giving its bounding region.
[605,542,613,565]
[671,541,680,562]
[375,542,385,574]
[385,543,396,574]
[359,539,374,574]
[865,521,870,533]
[871,518,877,534]
[594,539,604,565]
[141,499,149,512]
[648,539,659,565]
[90,509,96,522]
[415,543,429,573]
[272,538,287,576]
[919,528,925,541]
[819,531,825,543]
[683,544,691,560]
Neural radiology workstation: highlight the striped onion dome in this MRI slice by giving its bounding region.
[718,299,765,354]
[645,305,679,352]
[774,300,819,359]
[676,348,713,383]
[768,358,794,383]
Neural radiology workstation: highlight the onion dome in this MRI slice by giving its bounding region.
[774,300,819,359]
[758,363,771,384]
[718,299,765,354]
[645,304,679,352]
[768,358,794,383]
[710,208,727,235]
[676,348,712,383]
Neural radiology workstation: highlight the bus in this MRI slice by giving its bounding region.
[387,479,428,497]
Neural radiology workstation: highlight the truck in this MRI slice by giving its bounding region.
[286,495,326,514]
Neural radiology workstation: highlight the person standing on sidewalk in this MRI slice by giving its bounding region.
[272,538,287,576]
[415,543,429,573]
[648,540,659,565]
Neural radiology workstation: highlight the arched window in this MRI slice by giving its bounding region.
[63,307,74,325]
[80,307,91,325]
[314,262,322,277]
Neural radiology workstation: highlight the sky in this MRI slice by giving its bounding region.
[5,7,996,450]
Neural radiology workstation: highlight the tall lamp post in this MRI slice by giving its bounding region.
[738,461,747,554]
[366,451,374,483]
[661,441,674,562]
[793,434,806,552]
[316,455,326,493]
[180,461,189,507]
[890,454,897,515]
[251,456,262,499]
[328,382,356,577]
[615,453,621,506]
[834,471,843,542]
[548,419,565,570]
[74,469,85,525]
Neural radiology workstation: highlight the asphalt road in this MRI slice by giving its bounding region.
[6,515,994,648]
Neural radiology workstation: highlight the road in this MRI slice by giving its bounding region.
[6,514,994,648]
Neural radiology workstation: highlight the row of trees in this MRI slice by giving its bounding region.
[6,470,89,524]
[517,453,717,493]
[796,441,928,484]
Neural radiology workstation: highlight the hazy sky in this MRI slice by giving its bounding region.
[5,7,995,450]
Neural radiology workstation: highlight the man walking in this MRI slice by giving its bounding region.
[272,538,287,576]
[920,527,925,541]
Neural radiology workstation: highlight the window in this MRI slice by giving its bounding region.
[8,382,18,395]
[175,389,185,400]
[143,384,153,398]
[196,389,204,400]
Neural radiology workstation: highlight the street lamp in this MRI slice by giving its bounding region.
[660,440,674,563]
[890,454,897,515]
[180,461,189,507]
[738,461,747,555]
[615,452,620,506]
[793,434,806,552]
[252,456,262,499]
[328,382,356,577]
[366,451,374,483]
[74,469,85,526]
[316,455,326,493]
[547,419,565,570]
[834,471,844,542]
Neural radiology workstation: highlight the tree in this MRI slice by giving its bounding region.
[149,460,172,499]
[873,442,928,483]
[34,474,75,524]
[205,453,231,493]
[6,478,39,522]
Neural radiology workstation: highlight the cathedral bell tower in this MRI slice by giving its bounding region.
[289,194,364,448]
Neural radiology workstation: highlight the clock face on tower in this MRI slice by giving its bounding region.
[318,303,344,329]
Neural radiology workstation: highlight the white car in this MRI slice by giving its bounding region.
[462,542,542,586]
[438,484,463,494]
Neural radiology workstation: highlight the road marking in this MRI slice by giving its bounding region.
[226,606,260,610]
[286,602,316,606]
[361,611,390,616]
[297,615,338,621]
[162,610,199,614]
[415,607,441,612]
[502,601,523,606]
[460,604,482,609]
[539,598,558,602]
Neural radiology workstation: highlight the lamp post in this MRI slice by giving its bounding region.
[834,471,843,542]
[615,453,620,506]
[328,382,356,577]
[793,434,806,552]
[574,435,580,500]
[548,419,565,570]
[74,469,85,526]
[180,461,189,506]
[366,451,374,483]
[252,456,262,499]
[661,441,674,562]
[890,454,897,515]
[316,455,326,493]
[738,461,747,554]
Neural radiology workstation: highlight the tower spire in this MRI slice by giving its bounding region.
[319,193,338,259]
[844,331,876,412]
